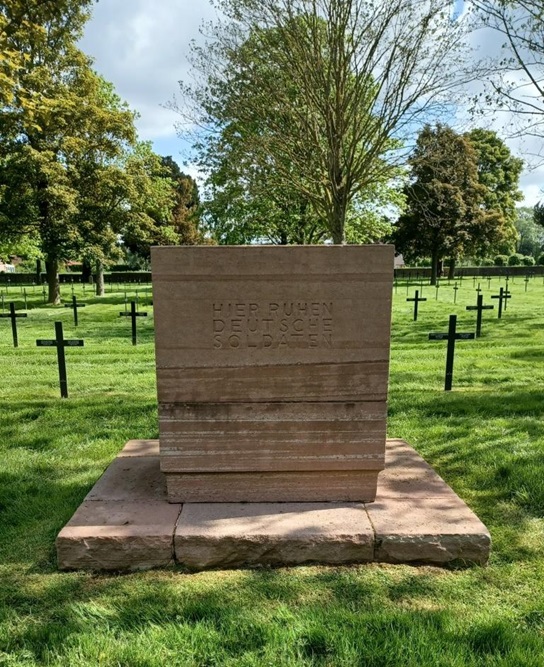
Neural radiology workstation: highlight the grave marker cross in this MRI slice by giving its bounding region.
[36,321,84,398]
[119,300,147,345]
[429,314,475,391]
[466,294,494,337]
[406,289,427,321]
[64,295,86,326]
[0,302,27,347]
[491,287,511,319]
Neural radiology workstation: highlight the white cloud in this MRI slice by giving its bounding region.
[79,1,543,203]
[79,0,217,158]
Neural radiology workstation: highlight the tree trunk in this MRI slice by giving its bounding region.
[36,259,42,284]
[448,257,456,280]
[81,259,92,283]
[327,188,348,244]
[45,257,61,305]
[430,250,439,286]
[94,261,105,296]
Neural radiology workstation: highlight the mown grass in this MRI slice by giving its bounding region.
[1,275,543,666]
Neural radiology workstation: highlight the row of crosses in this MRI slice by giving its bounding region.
[427,288,512,391]
[2,301,147,398]
[407,287,511,325]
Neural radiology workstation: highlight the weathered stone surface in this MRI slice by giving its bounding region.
[166,470,380,503]
[56,501,181,571]
[118,439,159,457]
[84,456,166,502]
[377,438,455,499]
[56,439,491,571]
[151,246,394,502]
[367,496,491,565]
[175,502,374,569]
[159,407,386,473]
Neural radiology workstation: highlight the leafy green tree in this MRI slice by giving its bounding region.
[392,124,498,284]
[176,0,474,243]
[465,128,522,252]
[514,206,544,257]
[160,157,207,245]
[119,143,178,262]
[0,0,137,303]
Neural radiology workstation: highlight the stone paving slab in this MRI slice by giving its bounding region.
[176,503,374,569]
[84,456,166,502]
[56,501,181,571]
[56,439,491,571]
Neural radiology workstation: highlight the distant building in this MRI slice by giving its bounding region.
[0,261,15,273]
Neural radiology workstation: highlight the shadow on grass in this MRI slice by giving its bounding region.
[388,387,544,564]
[3,566,544,666]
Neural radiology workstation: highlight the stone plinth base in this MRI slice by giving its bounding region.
[56,439,491,571]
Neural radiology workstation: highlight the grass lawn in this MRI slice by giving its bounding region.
[1,275,543,666]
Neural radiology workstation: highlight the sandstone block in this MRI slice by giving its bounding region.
[367,495,491,565]
[56,500,181,571]
[151,246,394,502]
[84,456,166,502]
[166,470,380,503]
[175,502,374,569]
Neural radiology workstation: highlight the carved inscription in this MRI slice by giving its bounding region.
[213,302,334,349]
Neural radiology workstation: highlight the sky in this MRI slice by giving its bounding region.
[80,0,543,207]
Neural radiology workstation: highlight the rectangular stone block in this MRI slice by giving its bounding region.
[175,502,374,569]
[151,246,394,502]
[367,496,491,565]
[165,470,379,503]
[57,501,181,571]
[156,362,389,404]
[160,402,386,473]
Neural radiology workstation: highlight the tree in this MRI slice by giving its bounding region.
[160,157,207,245]
[175,0,476,243]
[534,200,544,230]
[0,0,137,303]
[515,206,544,256]
[392,124,497,284]
[460,128,522,263]
[473,1,544,129]
[119,143,179,262]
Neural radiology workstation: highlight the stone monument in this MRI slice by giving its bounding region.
[56,244,491,571]
[151,245,394,503]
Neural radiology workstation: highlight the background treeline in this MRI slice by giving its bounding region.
[3,0,544,296]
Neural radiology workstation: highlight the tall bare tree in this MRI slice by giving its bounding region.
[175,0,477,243]
[473,1,544,146]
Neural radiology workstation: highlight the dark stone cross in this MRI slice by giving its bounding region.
[504,286,511,310]
[0,302,27,347]
[525,275,530,292]
[491,287,511,319]
[476,282,482,295]
[435,280,440,300]
[36,321,84,398]
[64,295,86,326]
[406,289,427,321]
[466,294,494,337]
[119,300,147,345]
[429,314,475,391]
[453,283,459,304]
